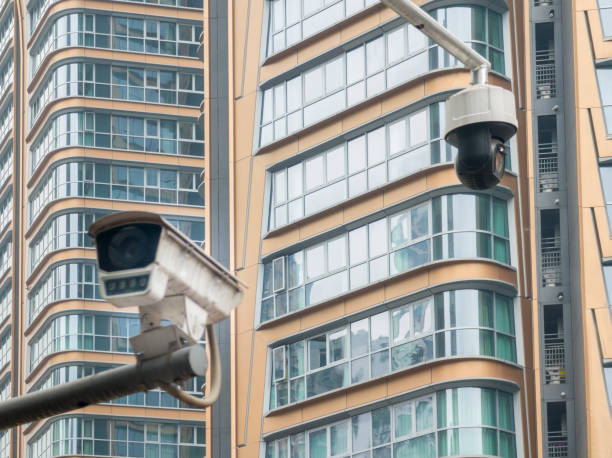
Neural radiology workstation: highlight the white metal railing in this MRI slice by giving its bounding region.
[548,431,568,457]
[541,235,561,287]
[538,142,559,192]
[544,333,566,384]
[536,49,556,99]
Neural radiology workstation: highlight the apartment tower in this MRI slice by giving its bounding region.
[0,0,210,456]
[219,0,612,457]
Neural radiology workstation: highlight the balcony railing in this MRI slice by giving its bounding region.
[536,49,556,99]
[544,333,566,384]
[538,142,559,192]
[541,235,562,287]
[548,431,568,457]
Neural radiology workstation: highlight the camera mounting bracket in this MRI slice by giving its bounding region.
[130,324,196,360]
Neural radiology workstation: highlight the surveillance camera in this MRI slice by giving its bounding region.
[88,212,243,337]
[445,84,518,190]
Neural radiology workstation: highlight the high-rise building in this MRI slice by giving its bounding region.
[0,0,209,456]
[218,0,612,457]
[1,0,612,457]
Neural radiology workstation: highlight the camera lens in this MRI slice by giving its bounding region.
[97,223,161,271]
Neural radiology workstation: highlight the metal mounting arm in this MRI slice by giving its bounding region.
[0,344,207,430]
[381,0,491,84]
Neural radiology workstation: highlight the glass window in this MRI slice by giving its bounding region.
[29,161,203,225]
[267,102,458,230]
[28,416,205,458]
[597,67,612,135]
[262,194,510,322]
[31,111,204,176]
[31,13,200,77]
[266,388,515,457]
[260,5,505,146]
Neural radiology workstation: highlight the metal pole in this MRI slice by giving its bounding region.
[381,0,491,84]
[0,345,207,430]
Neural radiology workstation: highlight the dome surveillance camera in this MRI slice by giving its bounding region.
[445,84,518,190]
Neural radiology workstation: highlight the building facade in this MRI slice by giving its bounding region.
[0,0,209,456]
[221,0,612,457]
[0,0,610,457]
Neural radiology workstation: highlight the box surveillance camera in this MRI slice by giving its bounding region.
[88,212,243,329]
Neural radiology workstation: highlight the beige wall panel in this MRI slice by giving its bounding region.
[345,381,389,408]
[382,174,428,207]
[430,359,522,385]
[380,84,426,115]
[260,53,300,84]
[577,109,604,209]
[295,394,349,424]
[340,102,383,133]
[342,283,386,316]
[298,300,345,330]
[295,33,343,67]
[258,138,301,167]
[574,19,603,111]
[586,10,612,59]
[233,94,258,162]
[233,155,261,266]
[385,366,433,396]
[591,109,612,158]
[298,211,345,240]
[423,166,459,190]
[593,208,612,256]
[428,261,517,286]
[341,192,385,223]
[233,331,265,443]
[261,228,301,255]
[340,7,385,42]
[581,208,608,310]
[238,177,269,271]
[383,270,430,302]
[232,0,264,96]
[297,119,344,152]
[584,311,612,454]
[234,266,258,335]
[594,307,612,359]
[424,70,469,95]
[259,316,304,343]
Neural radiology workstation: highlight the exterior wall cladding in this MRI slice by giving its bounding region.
[0,0,610,457]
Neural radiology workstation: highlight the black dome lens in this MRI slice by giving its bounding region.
[97,223,161,272]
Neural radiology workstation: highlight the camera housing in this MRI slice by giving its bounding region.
[445,84,518,190]
[89,212,243,336]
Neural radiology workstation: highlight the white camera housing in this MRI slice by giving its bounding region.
[89,212,243,340]
[445,84,518,190]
